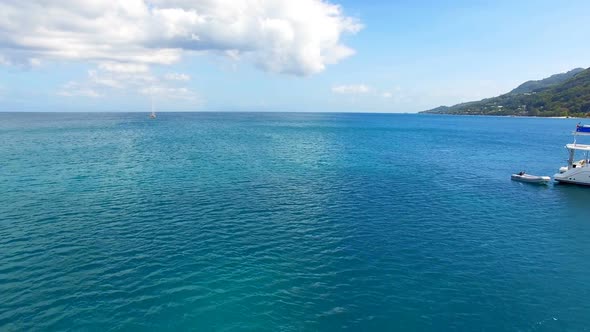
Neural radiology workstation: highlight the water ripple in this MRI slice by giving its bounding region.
[1,113,590,331]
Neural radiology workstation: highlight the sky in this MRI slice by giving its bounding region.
[0,0,589,113]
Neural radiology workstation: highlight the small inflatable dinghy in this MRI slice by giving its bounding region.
[511,172,551,184]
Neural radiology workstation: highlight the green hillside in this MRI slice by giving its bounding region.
[509,68,584,94]
[422,68,590,117]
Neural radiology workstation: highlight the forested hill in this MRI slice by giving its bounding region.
[509,68,584,94]
[422,67,590,117]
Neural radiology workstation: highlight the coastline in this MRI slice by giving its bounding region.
[419,113,584,119]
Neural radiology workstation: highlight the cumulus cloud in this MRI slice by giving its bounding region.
[0,0,361,76]
[58,64,198,103]
[139,86,199,101]
[98,62,150,74]
[58,81,101,98]
[332,84,397,100]
[164,73,191,81]
[332,84,371,94]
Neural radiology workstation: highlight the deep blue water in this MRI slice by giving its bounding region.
[1,112,590,331]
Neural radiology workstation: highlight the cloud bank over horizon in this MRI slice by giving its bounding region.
[0,0,361,76]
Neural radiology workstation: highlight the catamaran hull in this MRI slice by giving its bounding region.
[553,168,590,186]
[554,179,590,186]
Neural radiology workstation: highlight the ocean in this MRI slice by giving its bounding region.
[1,112,589,331]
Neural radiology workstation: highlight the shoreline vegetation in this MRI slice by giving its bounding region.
[421,114,581,119]
[421,67,590,118]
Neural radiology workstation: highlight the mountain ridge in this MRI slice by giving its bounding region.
[422,67,590,117]
[509,68,584,95]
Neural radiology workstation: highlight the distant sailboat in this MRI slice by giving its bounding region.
[149,93,156,119]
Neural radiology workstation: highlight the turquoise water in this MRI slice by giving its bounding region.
[1,112,590,331]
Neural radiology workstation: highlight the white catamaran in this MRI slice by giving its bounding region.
[554,124,590,186]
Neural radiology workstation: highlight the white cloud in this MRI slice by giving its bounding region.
[58,81,101,98]
[164,73,191,81]
[332,85,398,100]
[88,67,155,89]
[29,58,42,67]
[98,62,150,74]
[332,84,371,94]
[139,86,200,102]
[87,70,125,89]
[58,64,199,104]
[0,0,361,75]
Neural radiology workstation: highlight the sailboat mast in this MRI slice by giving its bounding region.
[151,92,154,113]
[149,88,156,118]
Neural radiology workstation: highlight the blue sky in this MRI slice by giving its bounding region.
[0,0,589,113]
